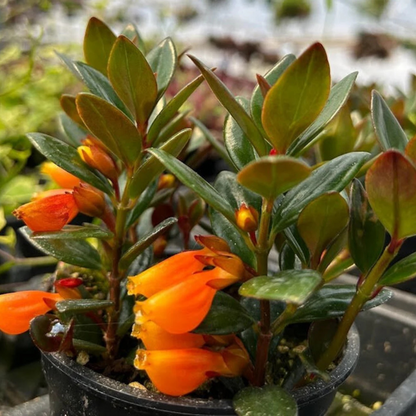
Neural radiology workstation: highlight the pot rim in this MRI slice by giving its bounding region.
[42,325,359,414]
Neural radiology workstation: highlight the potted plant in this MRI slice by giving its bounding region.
[1,16,415,416]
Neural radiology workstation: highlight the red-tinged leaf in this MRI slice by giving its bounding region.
[262,43,331,154]
[366,150,416,240]
[108,36,158,127]
[237,155,311,200]
[83,17,116,76]
[76,93,142,166]
[60,95,85,128]
[405,135,416,164]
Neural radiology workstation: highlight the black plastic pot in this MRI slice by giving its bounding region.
[41,326,359,416]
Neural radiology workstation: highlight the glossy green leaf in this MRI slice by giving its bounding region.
[319,227,348,274]
[56,299,113,314]
[239,269,323,305]
[108,36,158,126]
[319,105,357,160]
[126,179,157,227]
[129,128,192,198]
[59,114,87,147]
[349,179,385,274]
[76,93,142,165]
[193,291,255,335]
[379,252,416,286]
[283,225,309,266]
[146,148,236,224]
[366,150,416,240]
[120,218,177,270]
[272,152,370,234]
[234,385,297,416]
[288,285,392,323]
[26,133,112,194]
[297,192,349,267]
[121,23,146,53]
[250,54,296,138]
[147,38,177,99]
[237,156,311,200]
[57,53,132,119]
[21,227,102,270]
[31,224,113,240]
[262,43,330,154]
[60,94,85,127]
[287,72,358,156]
[224,97,258,170]
[147,75,204,144]
[153,110,191,147]
[308,319,339,369]
[188,54,267,156]
[279,244,299,271]
[371,90,408,152]
[83,17,116,76]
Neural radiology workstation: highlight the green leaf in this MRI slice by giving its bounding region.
[147,75,204,144]
[26,133,112,194]
[262,43,331,154]
[272,152,370,234]
[371,90,408,152]
[129,128,192,198]
[288,285,392,323]
[31,224,113,240]
[234,385,297,416]
[83,17,116,76]
[60,94,85,128]
[126,179,158,228]
[21,227,102,270]
[57,53,132,119]
[224,97,258,170]
[146,148,236,224]
[283,226,309,266]
[56,299,113,314]
[297,192,349,267]
[108,36,158,126]
[193,291,255,335]
[76,93,142,165]
[379,252,416,286]
[59,113,88,147]
[121,23,146,54]
[238,156,311,200]
[287,72,358,157]
[147,38,177,99]
[250,54,296,138]
[349,179,385,274]
[188,54,267,156]
[119,217,177,270]
[366,150,416,240]
[72,339,106,354]
[239,269,323,305]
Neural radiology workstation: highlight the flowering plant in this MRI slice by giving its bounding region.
[2,16,416,416]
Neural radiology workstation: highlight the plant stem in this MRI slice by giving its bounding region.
[317,240,402,370]
[252,199,274,386]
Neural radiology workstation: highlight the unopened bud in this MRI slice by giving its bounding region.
[78,143,118,181]
[235,204,259,232]
[73,183,106,218]
[157,174,175,190]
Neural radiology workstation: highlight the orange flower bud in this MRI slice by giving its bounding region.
[235,203,259,232]
[157,174,175,190]
[132,321,205,350]
[127,250,207,298]
[0,291,63,334]
[73,183,106,218]
[221,338,251,376]
[194,235,231,253]
[13,192,78,232]
[78,143,118,181]
[134,348,231,396]
[41,162,81,189]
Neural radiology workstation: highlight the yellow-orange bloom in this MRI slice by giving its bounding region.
[134,348,232,396]
[132,321,205,350]
[235,203,259,232]
[13,192,78,232]
[0,291,63,335]
[41,162,81,189]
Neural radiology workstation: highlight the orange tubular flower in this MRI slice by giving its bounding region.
[13,192,79,232]
[134,265,244,334]
[41,162,81,189]
[134,348,233,396]
[0,291,63,335]
[132,321,205,350]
